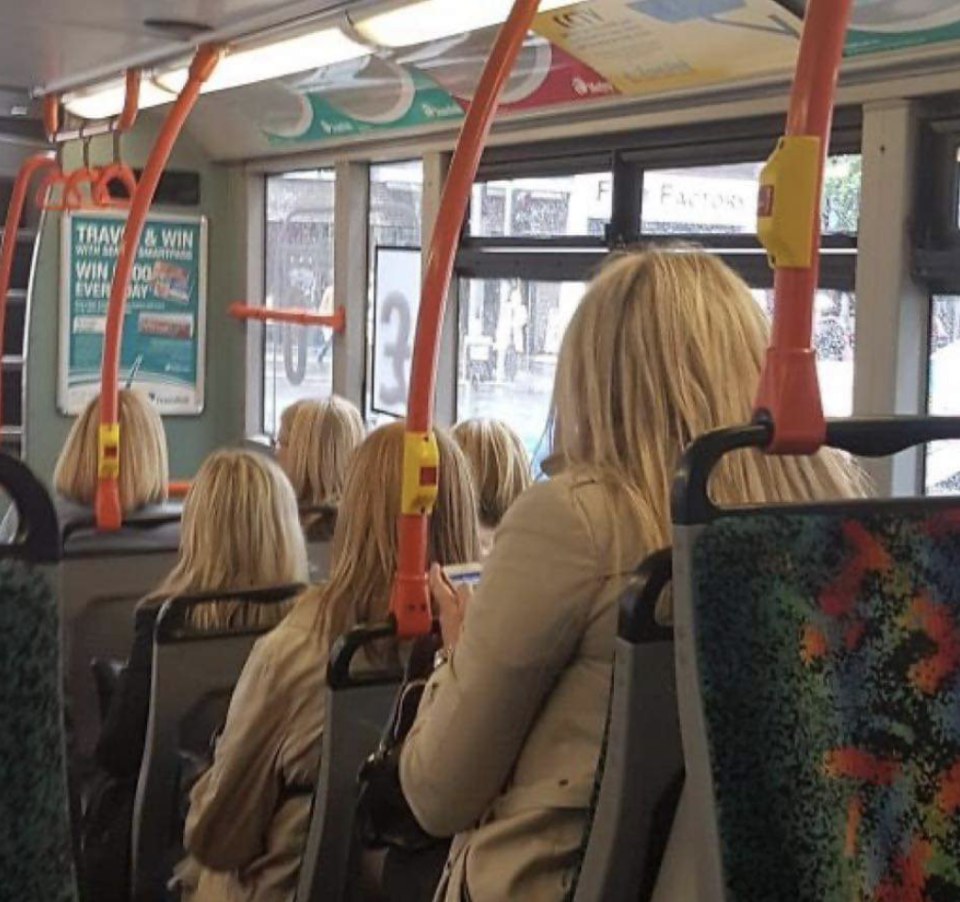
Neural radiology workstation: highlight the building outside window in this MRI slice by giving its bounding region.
[263,169,336,438]
[456,143,861,472]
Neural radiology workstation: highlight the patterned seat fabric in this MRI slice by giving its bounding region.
[0,558,77,901]
[692,510,960,902]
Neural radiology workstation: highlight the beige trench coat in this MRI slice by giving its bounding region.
[401,471,649,902]
[179,592,331,902]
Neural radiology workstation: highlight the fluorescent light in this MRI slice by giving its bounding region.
[155,27,369,95]
[354,0,585,48]
[63,79,176,120]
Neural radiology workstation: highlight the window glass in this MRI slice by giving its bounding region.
[263,170,335,438]
[752,290,856,419]
[367,161,424,425]
[457,281,857,474]
[470,174,612,239]
[457,278,584,470]
[927,295,960,495]
[641,155,862,236]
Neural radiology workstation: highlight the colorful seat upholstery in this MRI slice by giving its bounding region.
[673,418,960,902]
[0,453,74,901]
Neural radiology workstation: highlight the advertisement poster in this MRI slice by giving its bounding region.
[59,211,207,415]
[372,246,422,418]
[845,0,960,56]
[534,0,802,96]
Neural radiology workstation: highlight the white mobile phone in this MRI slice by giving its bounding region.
[443,563,483,586]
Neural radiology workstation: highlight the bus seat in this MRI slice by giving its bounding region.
[130,583,303,902]
[307,539,333,581]
[301,504,337,581]
[57,500,182,758]
[0,452,78,900]
[296,622,403,902]
[672,417,960,902]
[569,548,682,902]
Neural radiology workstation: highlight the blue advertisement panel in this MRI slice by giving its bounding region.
[59,211,207,415]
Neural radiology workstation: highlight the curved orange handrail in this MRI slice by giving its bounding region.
[93,162,138,208]
[0,154,57,437]
[390,0,541,638]
[753,0,854,453]
[117,69,142,133]
[35,167,80,211]
[64,165,102,209]
[95,45,222,530]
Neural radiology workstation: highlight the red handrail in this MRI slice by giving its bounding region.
[753,0,854,453]
[0,154,56,439]
[229,302,346,331]
[389,0,541,638]
[95,45,222,530]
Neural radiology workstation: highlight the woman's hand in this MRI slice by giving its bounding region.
[429,564,473,652]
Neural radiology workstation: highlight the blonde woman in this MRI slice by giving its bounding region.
[180,422,479,902]
[95,449,309,780]
[452,418,532,556]
[276,396,365,540]
[55,388,169,513]
[0,388,169,545]
[400,249,868,902]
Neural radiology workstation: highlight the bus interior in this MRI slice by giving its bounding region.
[4,0,960,900]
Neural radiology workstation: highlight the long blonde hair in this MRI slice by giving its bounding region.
[54,389,169,514]
[278,397,365,508]
[549,248,867,556]
[453,418,532,529]
[150,449,308,604]
[313,422,480,645]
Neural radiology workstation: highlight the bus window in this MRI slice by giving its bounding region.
[927,295,960,494]
[470,173,612,239]
[366,161,423,426]
[640,155,861,237]
[752,290,857,419]
[263,170,336,438]
[457,278,585,470]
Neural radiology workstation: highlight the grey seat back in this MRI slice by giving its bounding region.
[297,622,402,902]
[58,501,182,758]
[307,539,333,581]
[0,452,77,901]
[301,504,337,582]
[131,583,303,902]
[572,548,681,902]
[672,417,960,902]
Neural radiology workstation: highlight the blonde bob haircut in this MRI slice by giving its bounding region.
[549,248,867,556]
[278,396,365,507]
[150,449,309,607]
[313,421,480,645]
[54,389,169,514]
[453,418,532,529]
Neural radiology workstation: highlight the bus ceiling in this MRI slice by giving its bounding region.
[0,0,584,123]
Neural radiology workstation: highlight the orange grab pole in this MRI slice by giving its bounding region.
[389,0,541,638]
[753,0,853,453]
[95,45,222,530]
[0,154,56,438]
[228,302,346,332]
[42,95,59,143]
[117,69,142,133]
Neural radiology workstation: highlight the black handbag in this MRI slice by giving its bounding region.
[354,636,451,902]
